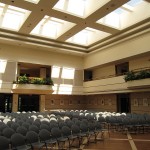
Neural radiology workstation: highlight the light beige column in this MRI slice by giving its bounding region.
[12,94,18,112]
[39,95,45,112]
[17,63,20,77]
[40,68,46,112]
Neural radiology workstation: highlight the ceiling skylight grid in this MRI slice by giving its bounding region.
[0,0,149,50]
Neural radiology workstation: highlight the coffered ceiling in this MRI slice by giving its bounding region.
[0,0,150,55]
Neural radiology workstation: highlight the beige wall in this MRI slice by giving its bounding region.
[92,65,115,79]
[84,31,150,69]
[129,55,150,71]
[0,43,84,94]
[0,43,83,69]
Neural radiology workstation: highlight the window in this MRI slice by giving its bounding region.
[61,67,75,79]
[51,66,61,78]
[115,62,129,75]
[0,60,7,73]
[84,70,93,81]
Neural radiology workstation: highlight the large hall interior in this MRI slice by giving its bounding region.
[0,0,150,150]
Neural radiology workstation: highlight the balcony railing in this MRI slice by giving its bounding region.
[12,75,54,94]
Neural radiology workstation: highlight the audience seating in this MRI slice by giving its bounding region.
[0,110,150,150]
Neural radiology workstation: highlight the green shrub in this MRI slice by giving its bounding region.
[124,69,150,82]
[14,75,53,85]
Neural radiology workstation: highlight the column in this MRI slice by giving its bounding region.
[12,94,18,112]
[39,67,46,112]
[39,95,45,112]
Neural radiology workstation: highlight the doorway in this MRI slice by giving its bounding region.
[0,94,12,112]
[117,93,130,113]
[18,94,39,112]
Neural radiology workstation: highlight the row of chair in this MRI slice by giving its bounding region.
[0,120,105,150]
[1,110,150,135]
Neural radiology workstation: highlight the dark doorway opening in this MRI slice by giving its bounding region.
[18,95,39,112]
[0,94,12,113]
[117,93,130,113]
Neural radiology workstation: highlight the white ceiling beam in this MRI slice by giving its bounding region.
[56,23,86,41]
[19,0,59,33]
[88,23,119,34]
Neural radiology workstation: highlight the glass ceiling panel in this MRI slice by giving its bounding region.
[126,0,143,7]
[24,0,40,4]
[61,67,75,79]
[97,0,147,30]
[66,27,111,46]
[97,11,120,29]
[31,15,75,39]
[53,0,87,17]
[0,3,30,31]
[0,3,5,7]
[114,8,126,15]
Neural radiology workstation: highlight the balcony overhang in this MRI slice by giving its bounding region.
[12,84,54,94]
[127,79,150,89]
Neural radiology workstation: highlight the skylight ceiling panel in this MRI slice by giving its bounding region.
[0,3,5,7]
[96,0,150,30]
[0,5,31,31]
[24,0,40,4]
[97,11,121,29]
[125,0,143,7]
[86,28,111,45]
[84,0,111,18]
[120,0,150,29]
[53,0,86,17]
[31,15,75,39]
[0,7,3,16]
[66,27,111,46]
[53,0,111,18]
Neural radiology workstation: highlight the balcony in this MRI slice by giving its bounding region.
[12,84,54,94]
[83,76,127,94]
[11,75,54,94]
[127,78,150,89]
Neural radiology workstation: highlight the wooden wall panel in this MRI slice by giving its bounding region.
[45,94,86,111]
[45,94,117,112]
[131,92,150,114]
[85,94,117,112]
[45,92,150,114]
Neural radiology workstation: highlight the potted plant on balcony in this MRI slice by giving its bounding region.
[124,70,150,82]
[12,74,54,94]
[13,74,54,85]
[124,69,150,88]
